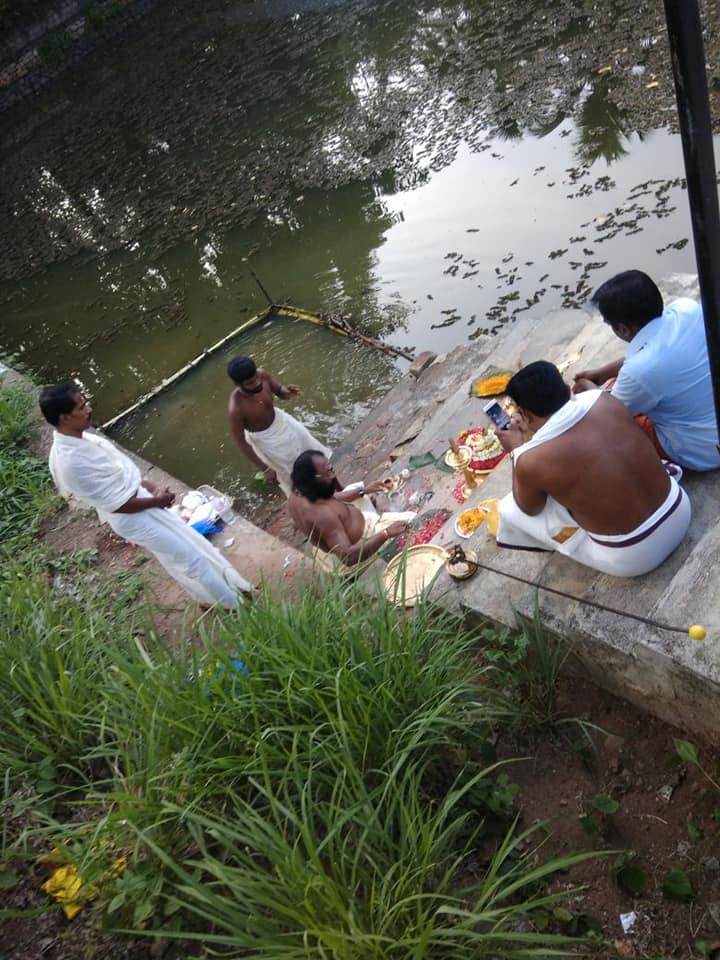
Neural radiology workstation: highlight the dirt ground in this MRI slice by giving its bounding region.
[503,678,720,960]
[1,501,718,960]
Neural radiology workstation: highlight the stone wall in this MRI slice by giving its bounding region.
[0,0,159,113]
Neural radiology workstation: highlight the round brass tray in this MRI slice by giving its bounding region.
[383,544,448,607]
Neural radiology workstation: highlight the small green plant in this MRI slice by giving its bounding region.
[610,851,647,896]
[579,791,620,835]
[674,738,720,793]
[662,867,694,902]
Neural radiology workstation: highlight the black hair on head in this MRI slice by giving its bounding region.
[505,361,570,418]
[291,449,337,502]
[590,270,663,331]
[39,382,80,426]
[227,356,257,384]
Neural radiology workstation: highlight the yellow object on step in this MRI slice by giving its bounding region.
[477,498,500,537]
[688,624,707,641]
[469,369,512,398]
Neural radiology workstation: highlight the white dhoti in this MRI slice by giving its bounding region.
[497,477,690,577]
[49,431,252,608]
[246,407,331,497]
[361,505,416,536]
[495,389,691,577]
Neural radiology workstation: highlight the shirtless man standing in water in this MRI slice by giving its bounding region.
[288,451,410,566]
[227,356,332,495]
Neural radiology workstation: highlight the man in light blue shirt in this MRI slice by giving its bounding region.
[573,270,720,471]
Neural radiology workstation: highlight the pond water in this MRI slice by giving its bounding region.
[0,0,712,514]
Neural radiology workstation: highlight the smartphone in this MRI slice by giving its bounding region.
[483,399,511,431]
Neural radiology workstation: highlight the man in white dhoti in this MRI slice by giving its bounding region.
[227,356,331,496]
[40,383,253,608]
[287,451,415,567]
[494,361,691,577]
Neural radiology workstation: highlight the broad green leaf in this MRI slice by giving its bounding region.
[662,868,694,902]
[613,861,647,896]
[674,738,700,765]
[592,793,619,815]
[0,870,18,889]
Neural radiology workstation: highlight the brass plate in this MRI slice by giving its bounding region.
[384,544,448,607]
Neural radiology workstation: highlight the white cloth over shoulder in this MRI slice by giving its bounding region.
[49,429,141,522]
[512,389,603,463]
[496,390,691,576]
[49,431,252,607]
[246,407,331,496]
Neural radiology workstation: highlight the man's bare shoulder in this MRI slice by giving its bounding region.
[289,493,339,533]
[228,388,247,413]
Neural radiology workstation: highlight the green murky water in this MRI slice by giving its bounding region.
[0,0,710,514]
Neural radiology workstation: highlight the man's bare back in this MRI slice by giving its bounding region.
[287,453,409,566]
[515,393,670,535]
[289,491,366,551]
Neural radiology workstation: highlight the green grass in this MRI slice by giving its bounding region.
[1,577,604,954]
[0,376,57,548]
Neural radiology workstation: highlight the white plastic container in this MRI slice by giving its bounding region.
[197,484,235,523]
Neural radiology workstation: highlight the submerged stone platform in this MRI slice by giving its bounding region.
[333,274,720,740]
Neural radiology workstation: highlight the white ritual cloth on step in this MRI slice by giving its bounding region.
[49,431,252,606]
[361,503,416,536]
[246,407,331,497]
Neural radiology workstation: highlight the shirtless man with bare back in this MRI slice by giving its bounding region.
[494,361,690,577]
[288,451,411,566]
[227,356,331,495]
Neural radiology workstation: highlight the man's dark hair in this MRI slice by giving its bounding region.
[590,270,663,332]
[291,450,340,502]
[505,361,570,417]
[39,382,80,426]
[227,356,257,384]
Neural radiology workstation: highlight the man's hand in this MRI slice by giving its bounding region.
[572,358,623,393]
[573,367,600,385]
[284,384,301,398]
[385,520,411,539]
[364,480,386,495]
[572,376,597,394]
[263,466,279,485]
[156,487,176,508]
[495,420,525,453]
